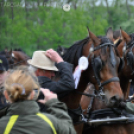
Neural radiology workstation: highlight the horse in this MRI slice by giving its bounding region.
[80,28,134,134]
[0,49,30,68]
[114,29,134,99]
[57,45,68,56]
[60,27,123,134]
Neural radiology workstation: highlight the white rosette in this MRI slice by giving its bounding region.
[78,56,89,70]
[73,56,89,89]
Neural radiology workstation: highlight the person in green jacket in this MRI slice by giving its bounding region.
[0,69,76,134]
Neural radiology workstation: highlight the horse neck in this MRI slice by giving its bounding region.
[119,73,131,99]
[61,73,89,109]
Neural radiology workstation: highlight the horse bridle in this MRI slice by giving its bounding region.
[87,41,120,98]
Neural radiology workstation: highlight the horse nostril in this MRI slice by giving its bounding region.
[110,95,119,103]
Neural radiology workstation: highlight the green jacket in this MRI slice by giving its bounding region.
[0,99,76,134]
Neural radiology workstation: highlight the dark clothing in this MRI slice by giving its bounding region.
[0,55,8,71]
[0,62,75,117]
[0,87,8,109]
[130,81,134,96]
[0,99,76,134]
[38,62,75,112]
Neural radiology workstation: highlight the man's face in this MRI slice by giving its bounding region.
[36,69,55,79]
[0,71,8,86]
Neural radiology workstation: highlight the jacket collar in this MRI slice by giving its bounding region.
[38,76,51,85]
[7,101,39,115]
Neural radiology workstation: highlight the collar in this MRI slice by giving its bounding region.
[38,76,52,85]
[7,101,39,115]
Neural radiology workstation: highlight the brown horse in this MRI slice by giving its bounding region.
[0,49,30,68]
[61,27,123,134]
[114,29,134,99]
[81,28,134,134]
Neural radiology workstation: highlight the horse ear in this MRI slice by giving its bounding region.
[120,27,131,44]
[106,27,113,41]
[87,27,100,47]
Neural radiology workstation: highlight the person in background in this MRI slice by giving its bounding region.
[28,49,75,112]
[0,69,76,134]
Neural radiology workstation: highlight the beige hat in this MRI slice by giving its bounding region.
[27,51,58,71]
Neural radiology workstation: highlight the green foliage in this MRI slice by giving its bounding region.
[0,0,133,56]
[116,19,134,34]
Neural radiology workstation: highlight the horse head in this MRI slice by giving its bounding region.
[114,28,134,99]
[82,27,123,109]
[57,45,68,56]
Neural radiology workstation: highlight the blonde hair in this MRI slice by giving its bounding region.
[4,67,40,102]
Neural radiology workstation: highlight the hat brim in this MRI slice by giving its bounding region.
[27,59,58,71]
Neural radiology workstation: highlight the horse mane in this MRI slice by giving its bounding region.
[14,48,25,53]
[63,37,89,64]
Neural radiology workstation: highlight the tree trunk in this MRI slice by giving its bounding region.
[25,0,29,19]
[43,0,48,6]
[126,0,131,19]
[91,0,96,25]
[0,0,4,16]
[105,0,113,25]
[11,0,14,20]
[37,0,40,7]
[25,0,28,13]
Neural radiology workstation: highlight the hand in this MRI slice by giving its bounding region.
[38,88,57,104]
[45,49,63,63]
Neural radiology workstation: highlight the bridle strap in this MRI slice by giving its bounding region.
[76,91,96,97]
[93,43,114,51]
[127,40,134,50]
[91,56,102,89]
[101,77,120,87]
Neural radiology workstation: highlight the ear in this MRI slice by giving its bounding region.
[87,27,101,47]
[120,27,131,44]
[106,27,113,41]
[35,69,40,76]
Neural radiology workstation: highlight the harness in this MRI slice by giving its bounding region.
[71,39,121,124]
[3,113,57,134]
[77,39,120,101]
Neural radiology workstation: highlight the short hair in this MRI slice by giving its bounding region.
[28,65,45,73]
[113,30,120,40]
[28,65,37,73]
[4,67,40,102]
